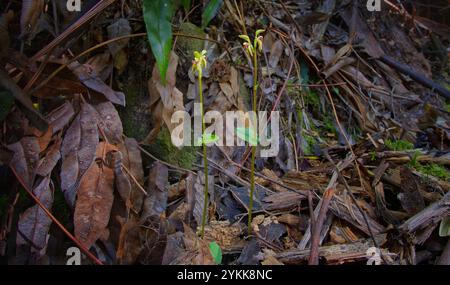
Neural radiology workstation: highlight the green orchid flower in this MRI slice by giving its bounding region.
[239,29,265,57]
[192,50,207,74]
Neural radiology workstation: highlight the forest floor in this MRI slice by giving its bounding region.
[0,0,449,265]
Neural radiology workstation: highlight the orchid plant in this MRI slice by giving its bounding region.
[192,50,218,238]
[238,29,264,233]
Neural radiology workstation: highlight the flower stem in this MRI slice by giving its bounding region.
[248,50,258,234]
[199,69,209,238]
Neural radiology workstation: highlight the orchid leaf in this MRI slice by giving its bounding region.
[236,127,258,146]
[208,241,222,264]
[197,133,219,145]
[143,0,173,85]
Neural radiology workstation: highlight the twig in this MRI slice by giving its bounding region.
[324,150,388,264]
[308,188,335,265]
[121,165,148,196]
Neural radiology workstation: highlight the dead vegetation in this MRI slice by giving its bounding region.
[0,0,449,265]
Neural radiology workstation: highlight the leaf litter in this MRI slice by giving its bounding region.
[0,0,449,266]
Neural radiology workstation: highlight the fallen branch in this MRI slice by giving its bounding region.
[399,192,450,234]
[309,188,335,265]
[277,234,388,264]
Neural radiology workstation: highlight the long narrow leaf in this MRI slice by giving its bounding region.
[143,0,173,85]
[202,0,223,28]
[181,0,191,12]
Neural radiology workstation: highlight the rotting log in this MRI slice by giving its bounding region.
[277,234,388,264]
[399,192,450,234]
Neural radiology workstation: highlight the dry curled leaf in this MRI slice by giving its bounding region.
[36,140,61,177]
[116,216,143,265]
[193,171,214,229]
[141,161,169,221]
[7,136,40,187]
[107,18,131,56]
[68,61,126,106]
[147,52,184,139]
[16,177,53,258]
[60,102,99,207]
[181,223,215,265]
[94,101,123,145]
[118,138,145,213]
[74,142,117,249]
[46,101,75,135]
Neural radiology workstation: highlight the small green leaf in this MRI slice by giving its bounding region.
[143,0,173,85]
[439,217,450,237]
[236,127,258,146]
[197,133,219,145]
[208,241,222,264]
[202,0,223,28]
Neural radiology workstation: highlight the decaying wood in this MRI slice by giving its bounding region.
[309,188,335,265]
[329,194,385,236]
[399,192,450,235]
[278,234,388,264]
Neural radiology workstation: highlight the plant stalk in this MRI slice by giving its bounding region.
[199,69,209,238]
[248,50,258,233]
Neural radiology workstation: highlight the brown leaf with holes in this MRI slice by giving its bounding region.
[16,176,53,257]
[60,102,99,207]
[94,101,123,144]
[74,142,117,249]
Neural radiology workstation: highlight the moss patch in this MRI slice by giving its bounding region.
[385,139,414,151]
[119,83,152,141]
[145,127,197,169]
[177,22,206,58]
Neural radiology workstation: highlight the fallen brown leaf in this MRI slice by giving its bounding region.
[74,142,117,249]
[60,102,99,207]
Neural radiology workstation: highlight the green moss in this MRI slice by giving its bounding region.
[415,163,450,181]
[304,90,320,111]
[445,103,450,113]
[300,132,316,155]
[177,22,206,57]
[323,115,337,135]
[370,150,377,162]
[146,127,197,169]
[385,139,414,151]
[119,83,152,141]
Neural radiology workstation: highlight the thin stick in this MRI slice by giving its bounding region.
[122,165,148,196]
[198,67,209,239]
[248,45,258,233]
[308,188,335,265]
